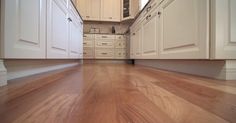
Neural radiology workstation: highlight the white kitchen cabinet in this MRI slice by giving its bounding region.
[76,0,88,19]
[47,0,69,58]
[159,0,209,59]
[142,10,159,59]
[101,0,120,22]
[1,0,46,58]
[76,0,100,21]
[131,26,142,59]
[69,3,83,59]
[211,0,236,59]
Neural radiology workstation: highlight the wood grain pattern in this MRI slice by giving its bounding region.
[0,64,236,123]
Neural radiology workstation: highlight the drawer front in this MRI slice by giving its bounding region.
[95,49,114,59]
[83,34,94,40]
[95,40,114,48]
[115,35,126,40]
[95,34,115,40]
[83,48,94,58]
[83,41,94,47]
[115,41,126,48]
[115,49,127,59]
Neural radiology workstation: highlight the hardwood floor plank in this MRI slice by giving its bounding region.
[0,64,235,123]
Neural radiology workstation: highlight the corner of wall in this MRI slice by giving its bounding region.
[0,59,7,86]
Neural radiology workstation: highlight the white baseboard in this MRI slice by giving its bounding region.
[135,60,236,80]
[0,60,7,86]
[5,60,82,81]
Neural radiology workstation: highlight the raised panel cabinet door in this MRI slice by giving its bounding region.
[112,0,121,21]
[101,0,120,22]
[2,0,46,58]
[211,0,236,59]
[47,0,69,58]
[76,0,89,20]
[90,0,101,20]
[78,27,84,59]
[69,6,81,58]
[159,0,209,59]
[142,11,158,59]
[101,0,113,21]
[130,31,135,59]
[133,27,142,59]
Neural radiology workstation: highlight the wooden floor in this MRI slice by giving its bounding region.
[0,64,236,123]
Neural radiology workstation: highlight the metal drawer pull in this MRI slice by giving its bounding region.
[101,53,108,55]
[158,11,162,17]
[146,6,152,12]
[102,43,108,45]
[83,43,87,44]
[146,14,151,20]
[102,36,108,38]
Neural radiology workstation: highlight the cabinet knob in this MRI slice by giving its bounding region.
[158,12,162,16]
[67,17,72,22]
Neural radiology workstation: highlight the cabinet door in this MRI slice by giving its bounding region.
[142,11,158,59]
[159,0,209,59]
[132,27,142,59]
[2,0,46,58]
[69,6,83,58]
[112,0,121,21]
[76,0,89,19]
[47,0,69,58]
[130,31,135,59]
[101,0,120,22]
[89,0,101,21]
[211,0,236,59]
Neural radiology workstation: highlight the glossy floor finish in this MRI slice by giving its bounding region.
[0,64,236,123]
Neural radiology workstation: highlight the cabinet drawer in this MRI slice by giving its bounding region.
[95,49,114,59]
[83,41,94,47]
[95,34,115,39]
[115,49,127,59]
[83,48,94,58]
[115,35,126,40]
[95,40,114,48]
[115,41,126,48]
[83,34,94,40]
